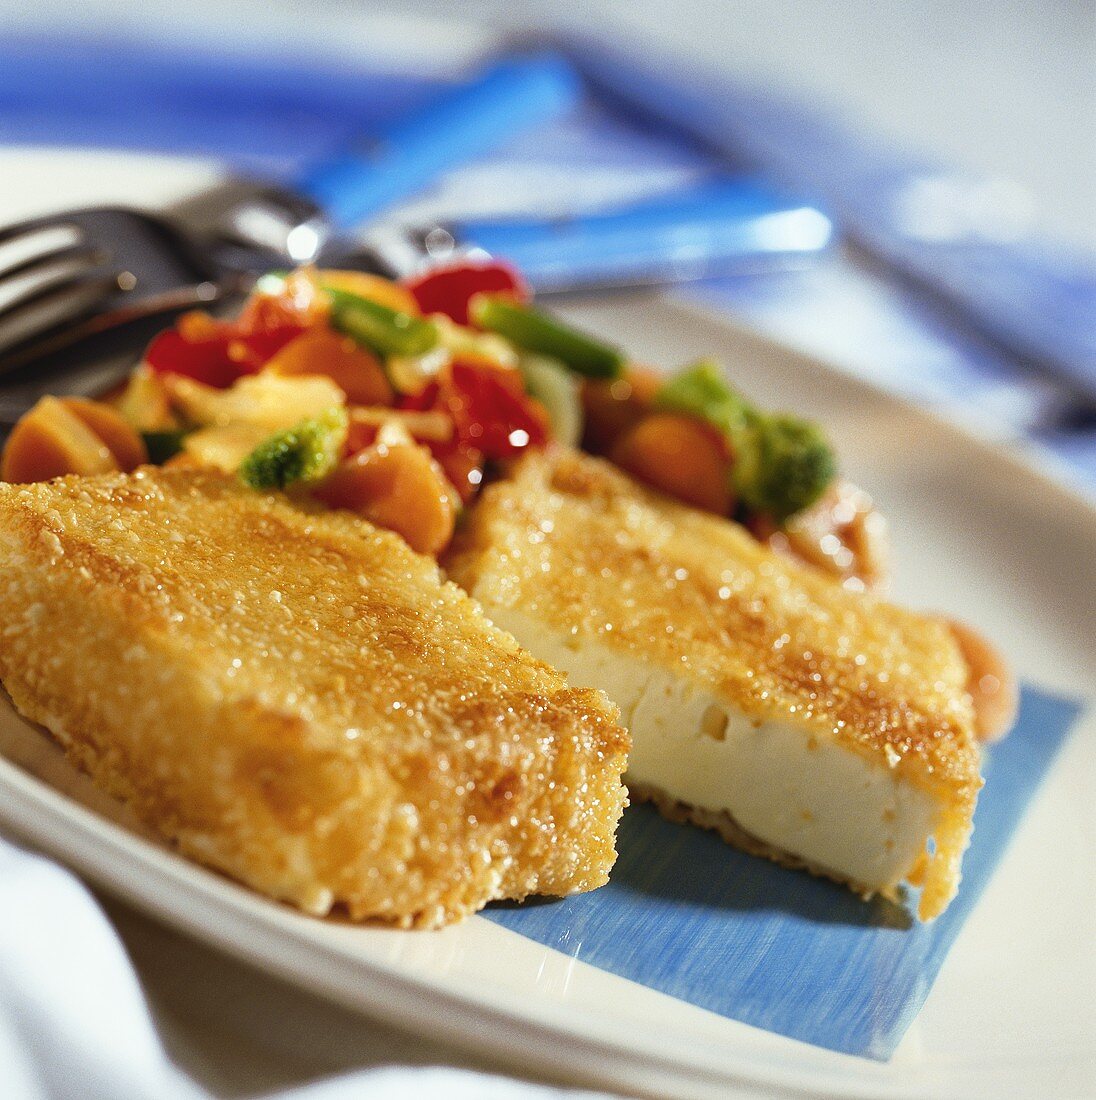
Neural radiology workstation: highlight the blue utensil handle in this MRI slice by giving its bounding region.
[294,53,581,231]
[453,178,833,291]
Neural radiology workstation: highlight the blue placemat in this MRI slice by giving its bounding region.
[484,684,1083,1059]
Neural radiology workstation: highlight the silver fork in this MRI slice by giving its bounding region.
[0,206,231,368]
[0,205,248,427]
[0,53,582,427]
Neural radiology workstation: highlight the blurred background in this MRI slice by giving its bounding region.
[381,0,1096,250]
[1,0,1094,484]
[3,0,1092,246]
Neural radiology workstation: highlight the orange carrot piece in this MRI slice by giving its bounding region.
[609,411,733,514]
[263,328,394,406]
[581,365,663,455]
[62,397,148,471]
[314,442,458,556]
[2,397,118,483]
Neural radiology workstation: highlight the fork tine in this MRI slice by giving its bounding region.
[0,269,121,353]
[0,215,84,248]
[0,279,235,386]
[0,244,104,286]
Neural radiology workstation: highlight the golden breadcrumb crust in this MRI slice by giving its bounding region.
[447,449,982,920]
[0,467,629,927]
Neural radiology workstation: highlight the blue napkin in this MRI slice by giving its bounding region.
[0,35,444,173]
[486,685,1083,1058]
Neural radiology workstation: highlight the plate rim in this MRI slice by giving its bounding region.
[0,290,1092,1100]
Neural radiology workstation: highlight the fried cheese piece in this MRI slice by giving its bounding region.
[447,449,982,920]
[0,468,628,927]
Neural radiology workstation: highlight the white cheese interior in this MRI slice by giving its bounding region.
[487,606,937,893]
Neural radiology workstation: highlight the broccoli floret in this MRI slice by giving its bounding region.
[656,359,835,523]
[239,407,348,491]
[654,358,751,438]
[737,413,836,523]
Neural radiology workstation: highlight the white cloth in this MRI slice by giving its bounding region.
[0,838,613,1100]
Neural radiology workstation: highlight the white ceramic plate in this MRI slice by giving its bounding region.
[0,150,1093,1100]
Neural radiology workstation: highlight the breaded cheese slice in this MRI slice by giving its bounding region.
[0,468,628,927]
[447,449,982,920]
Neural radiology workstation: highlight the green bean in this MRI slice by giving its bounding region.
[469,295,624,379]
[326,287,438,358]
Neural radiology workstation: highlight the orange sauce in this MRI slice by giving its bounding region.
[947,618,1018,743]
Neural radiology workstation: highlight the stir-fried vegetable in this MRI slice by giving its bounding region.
[516,355,582,448]
[469,295,624,379]
[0,257,850,568]
[315,436,458,556]
[238,408,349,491]
[327,288,438,359]
[164,373,346,433]
[655,359,836,521]
[404,259,528,326]
[1,396,148,483]
[262,328,394,406]
[655,359,750,439]
[141,430,189,465]
[736,413,837,523]
[145,307,307,388]
[609,413,733,514]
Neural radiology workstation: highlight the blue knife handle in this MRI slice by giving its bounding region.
[453,178,833,291]
[294,53,581,231]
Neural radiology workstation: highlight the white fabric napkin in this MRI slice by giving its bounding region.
[0,837,616,1100]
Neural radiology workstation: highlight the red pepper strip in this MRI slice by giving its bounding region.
[144,304,308,388]
[428,438,485,503]
[144,324,242,389]
[227,324,308,372]
[447,362,548,458]
[400,380,442,414]
[420,362,547,461]
[403,260,528,326]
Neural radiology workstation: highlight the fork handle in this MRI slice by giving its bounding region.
[293,53,580,231]
[451,178,833,290]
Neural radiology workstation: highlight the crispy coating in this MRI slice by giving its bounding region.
[0,467,629,927]
[447,449,982,919]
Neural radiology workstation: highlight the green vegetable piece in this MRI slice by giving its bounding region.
[656,359,835,522]
[470,295,624,379]
[742,414,837,523]
[140,430,188,465]
[654,358,751,439]
[239,407,348,491]
[326,286,438,358]
[517,354,583,447]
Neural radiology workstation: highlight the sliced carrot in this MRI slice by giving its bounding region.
[318,270,421,316]
[581,365,663,454]
[62,398,148,471]
[263,328,394,406]
[314,442,458,556]
[609,412,733,514]
[2,397,120,483]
